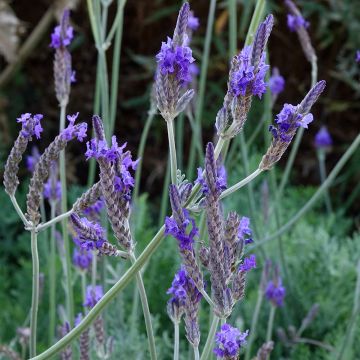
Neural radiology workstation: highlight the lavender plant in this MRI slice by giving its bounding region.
[5,1,359,360]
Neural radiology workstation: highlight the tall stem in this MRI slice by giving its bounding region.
[266,305,276,342]
[193,346,200,360]
[317,150,332,214]
[173,322,180,360]
[166,118,178,185]
[245,290,264,360]
[59,105,74,326]
[48,202,57,345]
[30,229,39,357]
[200,316,219,360]
[130,253,157,360]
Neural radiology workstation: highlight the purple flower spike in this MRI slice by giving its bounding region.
[84,285,103,308]
[61,112,87,142]
[269,67,285,95]
[315,126,332,148]
[50,9,74,49]
[43,179,61,201]
[214,324,249,359]
[287,14,309,32]
[238,216,253,244]
[239,254,256,272]
[356,50,360,63]
[265,277,286,307]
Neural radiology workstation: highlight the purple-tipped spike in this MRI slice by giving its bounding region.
[173,2,190,46]
[92,115,106,141]
[298,80,326,114]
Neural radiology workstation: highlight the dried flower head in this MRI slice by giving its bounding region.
[4,113,43,196]
[213,324,248,359]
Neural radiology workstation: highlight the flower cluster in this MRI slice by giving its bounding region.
[230,46,268,99]
[83,198,104,218]
[62,113,87,142]
[238,216,253,245]
[50,10,74,49]
[84,285,103,308]
[196,158,227,195]
[269,67,285,95]
[17,113,43,140]
[265,277,286,307]
[43,179,61,201]
[214,324,248,359]
[188,14,199,31]
[239,254,256,272]
[314,126,332,149]
[356,50,360,63]
[287,14,309,32]
[73,246,93,271]
[269,103,313,142]
[165,209,198,251]
[156,37,195,85]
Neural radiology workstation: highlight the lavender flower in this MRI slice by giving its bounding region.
[59,322,72,360]
[314,126,332,149]
[43,162,61,203]
[255,341,274,360]
[285,0,315,63]
[84,285,103,308]
[216,15,273,138]
[356,50,360,63]
[259,80,326,170]
[83,198,104,219]
[4,113,44,196]
[213,324,248,359]
[87,115,135,251]
[73,247,92,271]
[26,146,41,172]
[166,185,204,292]
[52,10,75,105]
[239,216,253,245]
[188,14,199,31]
[269,67,285,96]
[287,14,309,32]
[75,313,90,360]
[155,2,195,120]
[265,277,286,307]
[239,255,256,272]
[73,182,102,214]
[167,268,202,347]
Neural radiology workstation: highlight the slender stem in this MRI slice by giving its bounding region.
[30,229,39,357]
[317,150,332,214]
[174,322,180,360]
[109,0,126,135]
[81,271,87,303]
[91,250,97,288]
[252,133,360,249]
[48,202,57,345]
[295,338,335,352]
[201,289,215,309]
[59,105,74,327]
[187,0,216,177]
[36,209,74,232]
[220,168,263,199]
[104,0,126,46]
[129,282,140,340]
[130,253,157,360]
[266,306,276,342]
[176,113,184,170]
[200,316,219,360]
[193,346,200,360]
[9,195,29,227]
[245,290,264,360]
[133,110,156,201]
[158,158,171,228]
[166,119,178,185]
[244,0,265,46]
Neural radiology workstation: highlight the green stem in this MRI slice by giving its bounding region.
[174,322,180,360]
[48,202,57,345]
[176,113,184,170]
[59,105,74,327]
[245,290,264,360]
[9,195,29,227]
[30,229,39,357]
[36,209,74,233]
[158,159,171,228]
[109,0,126,135]
[104,0,126,46]
[133,110,156,201]
[187,0,217,177]
[244,0,265,46]
[252,133,360,249]
[130,253,157,360]
[266,306,276,342]
[317,150,332,214]
[200,316,219,360]
[194,346,200,360]
[166,119,178,184]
